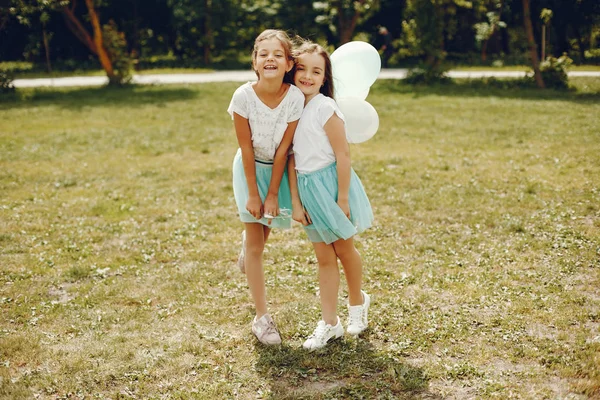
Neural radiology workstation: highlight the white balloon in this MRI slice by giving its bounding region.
[334,78,370,100]
[337,97,379,144]
[357,87,370,100]
[331,41,381,99]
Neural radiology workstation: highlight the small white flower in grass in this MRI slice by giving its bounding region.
[94,267,110,278]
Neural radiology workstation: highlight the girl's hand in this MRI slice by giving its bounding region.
[338,199,350,219]
[263,193,279,224]
[292,205,311,226]
[246,195,263,220]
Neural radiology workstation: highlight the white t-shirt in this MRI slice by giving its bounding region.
[228,82,304,162]
[293,94,346,174]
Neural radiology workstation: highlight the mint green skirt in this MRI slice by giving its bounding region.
[232,148,293,229]
[297,162,373,244]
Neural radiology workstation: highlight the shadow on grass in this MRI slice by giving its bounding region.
[254,332,434,399]
[374,79,600,105]
[0,84,199,110]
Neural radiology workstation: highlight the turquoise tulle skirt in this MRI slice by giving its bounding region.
[232,148,293,229]
[297,162,373,244]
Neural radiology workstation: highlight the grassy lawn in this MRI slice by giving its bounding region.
[1,78,599,399]
[452,65,600,72]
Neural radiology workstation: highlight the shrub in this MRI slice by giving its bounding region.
[584,48,600,64]
[538,54,573,90]
[0,69,16,94]
[102,20,133,85]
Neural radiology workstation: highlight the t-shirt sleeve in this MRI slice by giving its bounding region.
[227,86,249,119]
[287,87,305,122]
[317,97,346,127]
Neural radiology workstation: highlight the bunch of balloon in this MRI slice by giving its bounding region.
[331,41,381,144]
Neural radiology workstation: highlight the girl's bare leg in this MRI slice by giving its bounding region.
[312,242,340,325]
[244,223,271,318]
[332,237,363,306]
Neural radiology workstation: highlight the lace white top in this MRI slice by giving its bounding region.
[292,94,346,173]
[228,82,305,162]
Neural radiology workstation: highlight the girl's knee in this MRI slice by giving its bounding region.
[318,259,338,270]
[245,243,264,259]
[334,244,359,263]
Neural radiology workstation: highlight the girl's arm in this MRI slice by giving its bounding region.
[233,113,262,220]
[264,120,299,220]
[324,114,351,218]
[287,154,311,226]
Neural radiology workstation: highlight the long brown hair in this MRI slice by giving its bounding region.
[252,29,295,84]
[292,40,334,99]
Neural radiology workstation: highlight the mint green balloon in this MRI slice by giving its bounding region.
[337,97,379,144]
[331,41,381,99]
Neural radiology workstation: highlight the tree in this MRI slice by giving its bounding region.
[7,0,131,85]
[62,0,133,84]
[474,0,507,62]
[4,0,61,72]
[539,7,552,60]
[402,0,455,79]
[314,0,379,45]
[522,0,544,87]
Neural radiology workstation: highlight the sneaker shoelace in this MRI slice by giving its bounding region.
[348,307,363,327]
[309,322,330,345]
[264,319,278,336]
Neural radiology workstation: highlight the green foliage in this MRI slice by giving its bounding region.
[396,18,416,56]
[538,54,573,90]
[540,8,553,25]
[404,0,444,63]
[313,0,379,43]
[101,20,133,85]
[0,68,16,94]
[584,49,600,64]
[403,0,477,81]
[474,11,507,44]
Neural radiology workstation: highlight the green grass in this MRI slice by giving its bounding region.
[453,65,600,72]
[1,78,599,399]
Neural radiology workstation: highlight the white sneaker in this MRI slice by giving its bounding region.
[347,291,370,336]
[302,317,344,351]
[237,230,246,274]
[252,314,281,345]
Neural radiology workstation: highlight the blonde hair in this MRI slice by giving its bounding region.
[252,29,294,84]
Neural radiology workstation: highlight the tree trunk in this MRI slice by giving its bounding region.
[204,0,212,65]
[522,0,544,88]
[336,0,364,45]
[84,0,116,83]
[42,28,52,73]
[62,5,97,54]
[541,25,546,60]
[0,15,9,32]
[573,26,585,63]
[482,36,489,62]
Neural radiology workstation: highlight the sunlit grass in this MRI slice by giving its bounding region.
[453,64,600,72]
[1,78,599,399]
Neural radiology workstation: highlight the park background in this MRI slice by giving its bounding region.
[0,0,599,86]
[1,1,600,399]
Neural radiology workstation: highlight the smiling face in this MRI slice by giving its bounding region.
[294,52,327,102]
[252,38,293,81]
